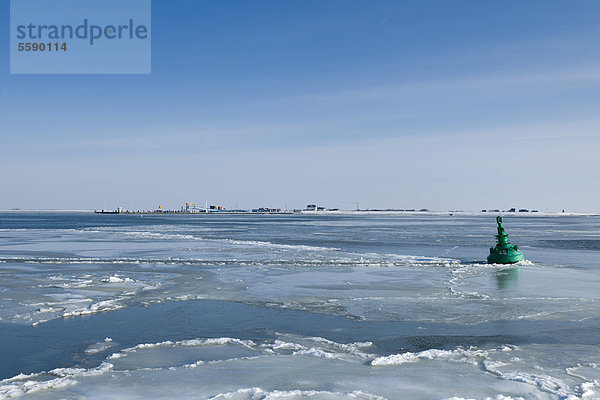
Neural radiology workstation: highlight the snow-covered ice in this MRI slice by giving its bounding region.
[1,212,599,399]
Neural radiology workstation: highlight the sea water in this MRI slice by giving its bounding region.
[0,212,598,399]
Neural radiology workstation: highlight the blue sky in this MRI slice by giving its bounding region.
[1,0,599,211]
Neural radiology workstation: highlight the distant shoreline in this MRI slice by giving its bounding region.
[1,209,598,217]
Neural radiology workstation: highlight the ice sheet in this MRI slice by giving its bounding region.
[1,213,600,399]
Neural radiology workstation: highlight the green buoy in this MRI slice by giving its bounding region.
[487,216,524,264]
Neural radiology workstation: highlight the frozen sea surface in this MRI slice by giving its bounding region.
[0,212,599,399]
